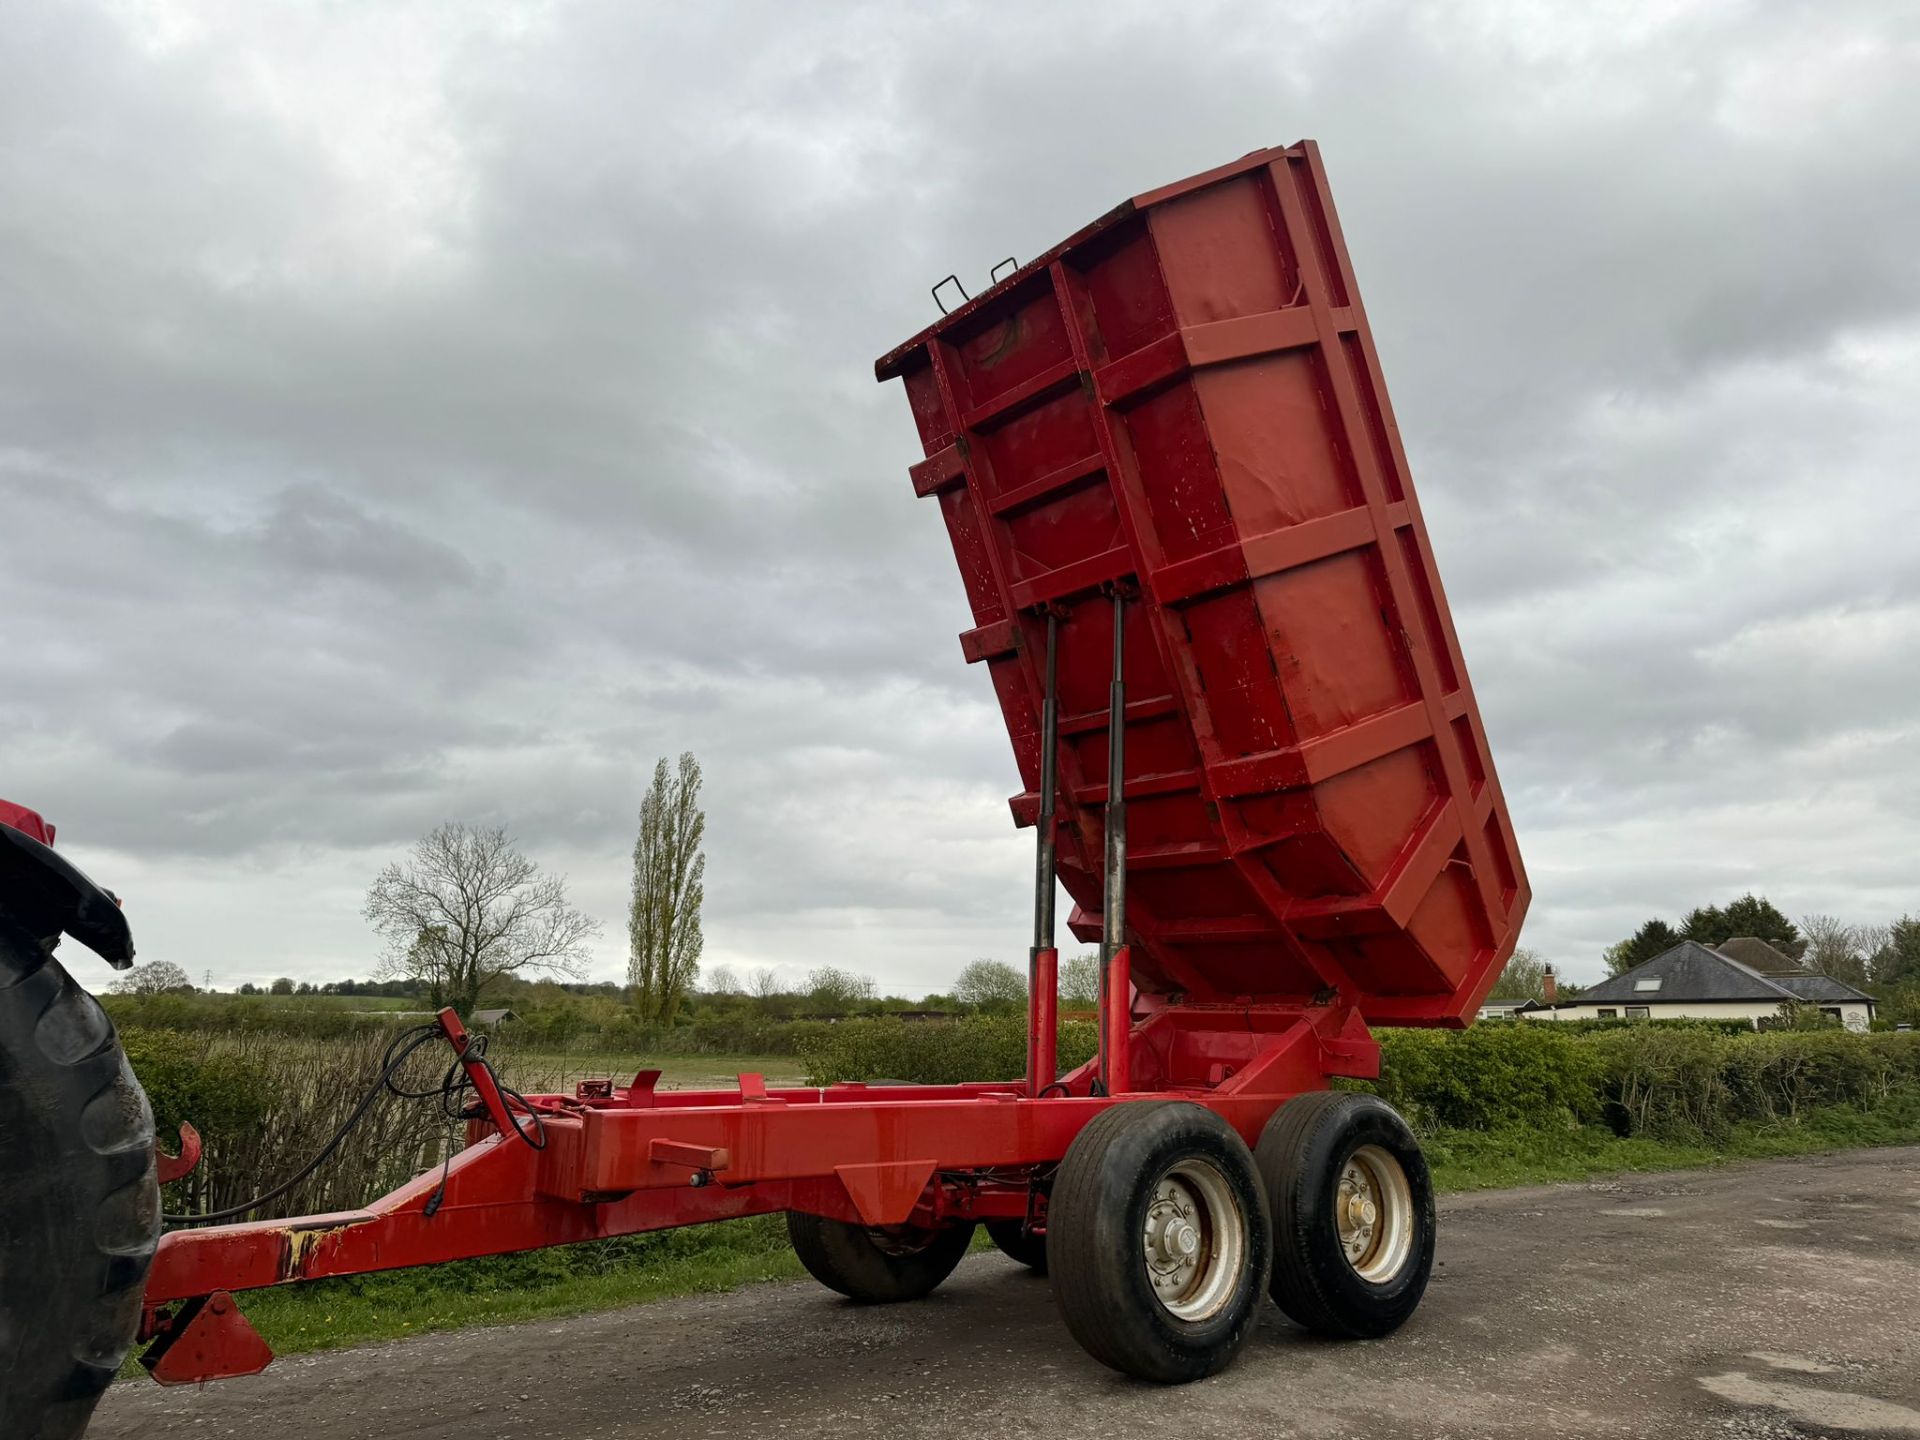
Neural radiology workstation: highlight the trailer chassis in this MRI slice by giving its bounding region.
[137,592,1382,1387]
[141,999,1379,1383]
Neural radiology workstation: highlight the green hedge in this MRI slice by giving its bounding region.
[102,993,835,1057]
[795,1018,1920,1145]
[1367,1025,1920,1141]
[797,1016,1098,1086]
[1367,1025,1604,1131]
[122,1026,452,1219]
[123,1017,1920,1224]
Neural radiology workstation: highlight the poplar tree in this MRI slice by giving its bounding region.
[628,753,707,1023]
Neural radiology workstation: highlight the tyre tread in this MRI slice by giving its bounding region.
[0,916,158,1440]
[1048,1102,1270,1383]
[1259,1090,1434,1339]
[786,1211,973,1303]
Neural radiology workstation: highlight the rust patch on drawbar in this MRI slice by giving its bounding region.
[276,1222,351,1282]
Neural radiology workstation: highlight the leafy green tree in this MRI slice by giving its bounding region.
[954,959,1026,1012]
[1608,919,1681,975]
[803,965,877,1013]
[1870,916,1920,987]
[1679,905,1726,945]
[1059,951,1101,1007]
[109,960,195,995]
[1876,978,1920,1028]
[1682,894,1801,954]
[1487,947,1550,1000]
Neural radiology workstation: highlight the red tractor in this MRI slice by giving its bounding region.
[0,142,1527,1440]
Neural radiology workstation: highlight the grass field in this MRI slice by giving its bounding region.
[235,995,427,1011]
[501,1051,809,1094]
[174,1095,1920,1369]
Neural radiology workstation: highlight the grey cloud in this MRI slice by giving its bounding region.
[5,0,1920,991]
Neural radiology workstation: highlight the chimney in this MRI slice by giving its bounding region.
[1541,964,1558,1004]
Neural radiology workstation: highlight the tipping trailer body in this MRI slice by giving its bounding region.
[63,141,1527,1401]
[878,140,1527,1027]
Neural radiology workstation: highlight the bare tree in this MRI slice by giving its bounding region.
[628,753,707,1024]
[747,965,785,999]
[704,964,740,995]
[109,959,195,995]
[1799,913,1870,986]
[954,958,1027,1011]
[365,822,599,1015]
[1858,922,1893,974]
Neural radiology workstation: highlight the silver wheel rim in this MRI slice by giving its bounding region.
[1337,1144,1414,1283]
[1142,1158,1245,1322]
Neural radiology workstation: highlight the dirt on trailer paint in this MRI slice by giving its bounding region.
[94,1146,1920,1440]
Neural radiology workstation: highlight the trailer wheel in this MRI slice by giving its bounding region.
[0,917,159,1440]
[786,1212,975,1303]
[984,1219,1047,1273]
[1257,1090,1434,1339]
[1048,1102,1270,1383]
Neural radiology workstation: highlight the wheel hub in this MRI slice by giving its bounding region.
[1335,1145,1415,1283]
[1141,1159,1244,1322]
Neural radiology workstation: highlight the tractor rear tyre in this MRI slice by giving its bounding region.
[786,1212,975,1303]
[0,917,160,1440]
[1257,1090,1435,1339]
[984,1218,1047,1272]
[1047,1102,1271,1384]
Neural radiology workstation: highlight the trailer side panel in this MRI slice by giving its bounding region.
[878,142,1528,1027]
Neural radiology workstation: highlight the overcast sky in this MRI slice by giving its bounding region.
[6,0,1918,995]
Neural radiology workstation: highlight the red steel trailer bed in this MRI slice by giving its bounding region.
[82,140,1526,1399]
[876,139,1526,1031]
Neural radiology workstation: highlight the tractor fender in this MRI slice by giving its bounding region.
[0,824,134,970]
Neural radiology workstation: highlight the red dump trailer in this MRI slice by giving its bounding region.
[0,140,1524,1436]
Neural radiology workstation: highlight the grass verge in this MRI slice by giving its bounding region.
[161,1097,1920,1367]
[1422,1093,1920,1191]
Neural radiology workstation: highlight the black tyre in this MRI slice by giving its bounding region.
[985,1218,1047,1273]
[786,1211,975,1302]
[1048,1102,1271,1384]
[0,916,160,1440]
[1258,1090,1435,1339]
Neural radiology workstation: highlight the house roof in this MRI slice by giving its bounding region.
[1572,941,1873,1008]
[1773,974,1875,1005]
[1579,942,1796,1005]
[469,1007,519,1025]
[1713,936,1806,976]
